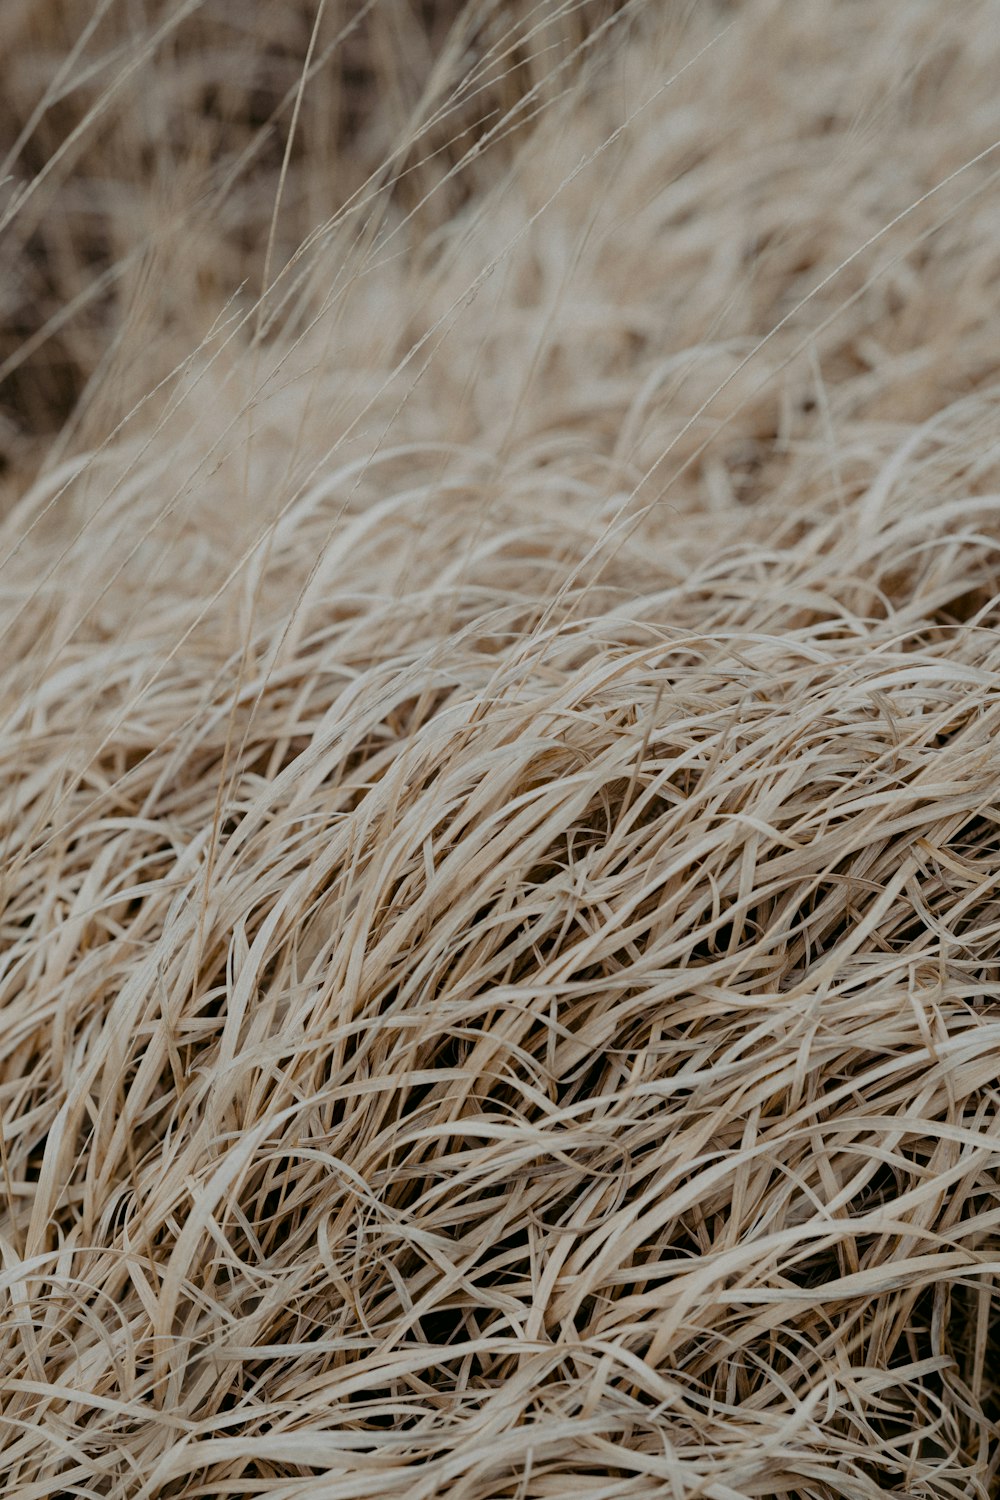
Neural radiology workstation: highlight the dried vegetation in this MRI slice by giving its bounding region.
[3,1,1000,1496]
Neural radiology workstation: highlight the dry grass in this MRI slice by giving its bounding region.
[3,1,1000,1495]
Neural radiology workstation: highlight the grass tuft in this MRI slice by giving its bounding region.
[3,2,1000,1495]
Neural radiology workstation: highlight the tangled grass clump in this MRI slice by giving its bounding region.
[3,2,1000,1496]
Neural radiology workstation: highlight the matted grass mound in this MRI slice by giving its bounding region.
[3,2,1000,1496]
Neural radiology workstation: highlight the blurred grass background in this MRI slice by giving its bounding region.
[0,0,632,485]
